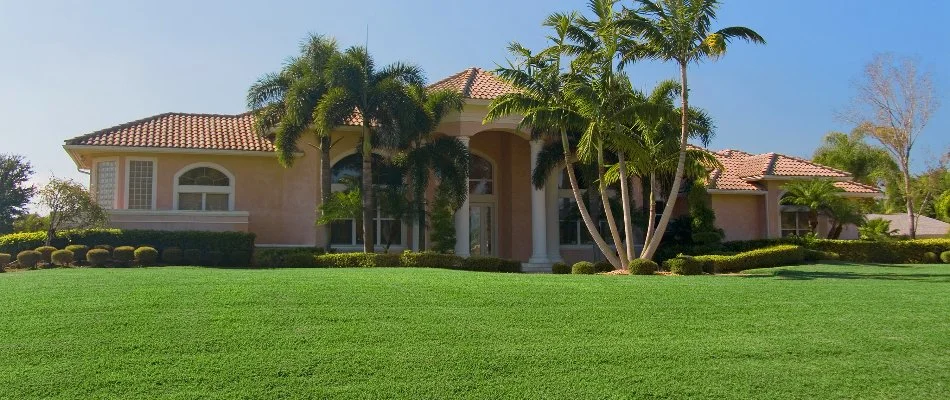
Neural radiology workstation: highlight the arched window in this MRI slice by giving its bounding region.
[175,165,234,211]
[328,153,404,247]
[469,154,493,195]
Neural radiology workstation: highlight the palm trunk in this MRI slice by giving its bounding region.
[901,161,916,239]
[560,131,620,267]
[642,61,690,260]
[598,147,626,269]
[618,153,634,267]
[320,136,333,251]
[361,123,374,253]
[640,174,658,259]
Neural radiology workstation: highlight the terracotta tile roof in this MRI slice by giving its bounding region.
[706,148,879,195]
[428,67,515,100]
[708,150,766,192]
[833,180,880,194]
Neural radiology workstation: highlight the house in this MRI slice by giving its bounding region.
[63,67,881,270]
[860,214,950,238]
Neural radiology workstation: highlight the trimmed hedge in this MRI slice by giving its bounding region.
[86,249,110,267]
[694,245,806,273]
[134,247,159,266]
[551,262,571,274]
[664,256,703,275]
[113,246,135,264]
[594,261,614,273]
[0,229,255,257]
[51,249,74,266]
[923,252,939,263]
[942,251,950,264]
[183,249,203,265]
[162,247,183,265]
[399,252,463,269]
[0,253,10,267]
[254,248,327,268]
[35,246,56,263]
[629,258,658,275]
[17,250,42,268]
[65,245,89,263]
[572,261,596,275]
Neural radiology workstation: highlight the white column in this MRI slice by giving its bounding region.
[546,171,563,263]
[527,140,550,267]
[454,136,471,257]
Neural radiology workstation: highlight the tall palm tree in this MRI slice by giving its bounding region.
[781,179,844,233]
[626,0,764,259]
[246,34,339,248]
[313,47,424,252]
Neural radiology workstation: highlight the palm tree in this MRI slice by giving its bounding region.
[781,179,844,233]
[812,131,899,186]
[824,197,865,239]
[626,0,764,259]
[313,47,424,252]
[247,34,339,247]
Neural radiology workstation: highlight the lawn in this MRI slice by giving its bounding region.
[1,264,948,399]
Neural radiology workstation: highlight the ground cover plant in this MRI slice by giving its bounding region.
[1,264,948,399]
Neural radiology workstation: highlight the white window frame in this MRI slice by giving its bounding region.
[124,157,157,210]
[780,205,811,237]
[172,162,236,211]
[91,157,119,209]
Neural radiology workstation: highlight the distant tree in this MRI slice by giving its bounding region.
[781,179,844,233]
[37,178,108,245]
[859,218,898,241]
[847,54,939,238]
[12,213,49,233]
[0,154,36,234]
[812,131,898,185]
[936,190,950,223]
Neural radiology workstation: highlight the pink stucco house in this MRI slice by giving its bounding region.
[63,67,880,270]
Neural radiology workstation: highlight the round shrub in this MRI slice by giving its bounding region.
[941,251,950,264]
[51,249,74,266]
[113,246,135,264]
[594,261,615,273]
[551,262,571,274]
[205,250,225,266]
[65,245,89,263]
[86,249,110,267]
[571,261,597,275]
[17,250,42,269]
[162,247,184,265]
[183,249,203,266]
[923,252,939,263]
[0,253,11,266]
[34,246,57,264]
[134,247,159,266]
[94,244,114,252]
[629,258,658,275]
[664,256,702,276]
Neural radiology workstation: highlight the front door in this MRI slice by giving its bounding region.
[469,202,495,256]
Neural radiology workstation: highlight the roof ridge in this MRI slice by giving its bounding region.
[764,153,778,176]
[426,67,475,91]
[64,111,253,144]
[774,152,853,177]
[461,67,480,98]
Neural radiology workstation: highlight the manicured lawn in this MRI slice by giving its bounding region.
[1,264,948,399]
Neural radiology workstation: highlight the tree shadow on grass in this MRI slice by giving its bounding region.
[741,264,950,282]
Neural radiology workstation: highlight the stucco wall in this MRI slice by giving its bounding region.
[469,130,532,261]
[711,193,766,241]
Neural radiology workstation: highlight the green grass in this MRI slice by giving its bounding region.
[1,264,949,399]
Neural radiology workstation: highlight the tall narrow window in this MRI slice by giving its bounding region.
[469,154,493,195]
[328,154,403,247]
[127,160,154,210]
[176,165,233,211]
[95,161,116,209]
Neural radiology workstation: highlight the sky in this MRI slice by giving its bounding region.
[1,0,948,195]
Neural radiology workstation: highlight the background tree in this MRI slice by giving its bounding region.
[780,179,844,233]
[859,218,897,241]
[812,130,898,186]
[627,0,764,259]
[37,178,108,245]
[847,54,939,238]
[12,213,49,233]
[824,197,866,239]
[0,154,36,234]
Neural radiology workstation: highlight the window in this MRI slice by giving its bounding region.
[781,208,811,237]
[127,160,154,210]
[558,196,612,246]
[328,154,403,247]
[469,154,493,195]
[94,160,116,209]
[175,166,233,211]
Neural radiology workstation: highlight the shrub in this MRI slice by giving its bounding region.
[694,245,806,273]
[112,246,135,265]
[594,261,614,273]
[281,252,318,268]
[461,256,521,273]
[86,248,110,267]
[50,249,74,266]
[629,259,658,275]
[0,229,255,258]
[572,261,596,275]
[941,251,950,264]
[923,252,939,263]
[162,247,183,265]
[134,247,159,266]
[0,253,10,267]
[183,249,203,265]
[34,246,56,264]
[664,256,703,275]
[17,250,42,268]
[229,251,252,267]
[94,244,114,253]
[255,248,326,268]
[205,250,225,266]
[399,251,463,269]
[65,245,89,263]
[551,262,571,274]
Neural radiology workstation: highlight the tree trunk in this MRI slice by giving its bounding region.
[598,147,626,269]
[361,124,374,253]
[642,62,690,260]
[618,153,634,267]
[901,161,916,239]
[560,131,619,267]
[320,136,333,251]
[640,174,658,259]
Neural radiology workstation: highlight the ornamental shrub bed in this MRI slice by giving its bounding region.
[693,245,806,273]
[0,229,255,257]
[669,238,950,265]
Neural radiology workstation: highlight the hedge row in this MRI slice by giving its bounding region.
[0,229,255,255]
[252,249,521,272]
[671,238,950,265]
[693,245,806,273]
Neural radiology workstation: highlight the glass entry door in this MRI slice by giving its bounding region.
[469,203,495,256]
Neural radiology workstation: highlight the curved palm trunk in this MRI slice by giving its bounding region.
[618,153,635,265]
[640,174,658,259]
[560,131,620,267]
[642,62,690,260]
[320,136,333,251]
[598,147,626,269]
[361,123,374,253]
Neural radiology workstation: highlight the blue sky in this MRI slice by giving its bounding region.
[1,0,947,191]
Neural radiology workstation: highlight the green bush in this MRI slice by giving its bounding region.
[34,246,56,264]
[254,248,325,268]
[594,261,614,273]
[65,245,89,263]
[664,256,703,275]
[399,251,463,269]
[0,253,10,267]
[923,252,939,263]
[183,249,203,265]
[313,253,404,269]
[17,250,42,268]
[551,262,571,274]
[229,251,252,267]
[95,244,114,253]
[162,247,183,265]
[113,246,135,264]
[134,247,159,265]
[629,259,658,275]
[50,249,74,266]
[572,261,596,275]
[205,250,225,266]
[461,256,521,273]
[694,245,805,273]
[941,251,950,264]
[86,249,110,267]
[0,229,255,258]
